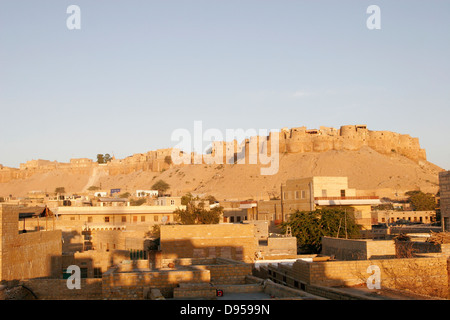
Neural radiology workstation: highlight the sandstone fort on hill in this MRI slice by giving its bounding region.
[0,125,443,199]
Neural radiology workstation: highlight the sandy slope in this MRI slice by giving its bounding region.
[0,146,443,200]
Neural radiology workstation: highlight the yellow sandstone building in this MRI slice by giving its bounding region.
[280,177,381,230]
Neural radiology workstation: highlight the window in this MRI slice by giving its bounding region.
[87,217,93,223]
[62,269,72,280]
[301,190,306,199]
[94,268,102,279]
[70,217,75,221]
[122,216,127,222]
[80,268,88,279]
[230,216,235,223]
[170,199,175,205]
[141,216,145,222]
[104,217,110,223]
[295,191,299,199]
[322,189,327,197]
[133,216,138,222]
[237,216,241,222]
[154,215,159,222]
[340,190,346,197]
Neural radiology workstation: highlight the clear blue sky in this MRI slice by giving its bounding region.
[1,0,449,169]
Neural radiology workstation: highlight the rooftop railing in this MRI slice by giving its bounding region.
[314,196,379,200]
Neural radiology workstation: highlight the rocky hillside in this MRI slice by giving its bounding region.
[0,145,442,200]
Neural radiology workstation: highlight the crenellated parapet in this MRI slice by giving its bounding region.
[0,125,427,185]
[211,125,426,163]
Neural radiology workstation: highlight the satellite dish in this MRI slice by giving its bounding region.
[161,216,168,224]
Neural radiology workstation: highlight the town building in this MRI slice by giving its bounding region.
[53,204,185,227]
[0,204,62,282]
[439,171,450,231]
[256,177,381,230]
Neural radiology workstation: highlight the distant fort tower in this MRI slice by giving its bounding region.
[211,124,426,164]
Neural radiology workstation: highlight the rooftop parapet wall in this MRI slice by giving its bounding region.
[160,224,258,263]
[291,256,449,295]
[0,204,62,281]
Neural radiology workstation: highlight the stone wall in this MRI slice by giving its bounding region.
[291,256,448,291]
[61,250,130,278]
[22,278,102,299]
[102,267,211,299]
[321,237,396,260]
[0,204,62,281]
[200,258,253,285]
[264,256,449,298]
[211,125,427,164]
[102,257,253,299]
[262,237,297,257]
[395,241,450,257]
[160,224,258,263]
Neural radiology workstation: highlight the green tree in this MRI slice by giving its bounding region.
[119,192,131,198]
[175,202,222,225]
[55,187,66,194]
[405,190,436,211]
[281,207,361,253]
[97,154,105,164]
[152,179,170,194]
[97,153,113,164]
[181,192,194,205]
[204,195,218,204]
[130,198,146,206]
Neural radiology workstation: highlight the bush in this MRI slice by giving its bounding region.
[281,207,361,253]
[130,198,146,206]
[405,190,436,211]
[152,180,170,194]
[55,187,65,194]
[174,202,222,225]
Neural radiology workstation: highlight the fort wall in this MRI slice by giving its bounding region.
[0,125,427,184]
